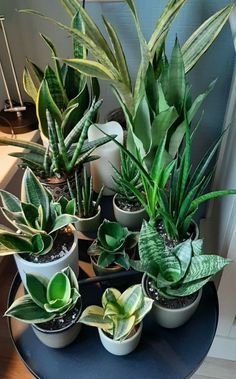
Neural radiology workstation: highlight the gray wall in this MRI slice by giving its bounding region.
[0,0,235,216]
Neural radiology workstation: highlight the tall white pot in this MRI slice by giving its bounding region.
[14,228,79,288]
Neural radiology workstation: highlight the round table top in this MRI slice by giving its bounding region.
[8,269,218,379]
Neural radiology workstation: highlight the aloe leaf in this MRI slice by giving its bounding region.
[4,294,55,323]
[23,67,38,102]
[26,274,48,308]
[182,4,233,73]
[102,16,131,90]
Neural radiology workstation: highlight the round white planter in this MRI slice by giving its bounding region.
[32,301,82,348]
[14,228,79,288]
[113,194,147,230]
[98,322,143,355]
[75,205,101,233]
[142,274,202,328]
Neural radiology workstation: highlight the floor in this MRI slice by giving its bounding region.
[0,257,236,379]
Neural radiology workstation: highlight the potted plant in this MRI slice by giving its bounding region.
[79,284,153,355]
[111,150,146,231]
[5,266,82,348]
[0,168,80,286]
[88,220,138,288]
[131,221,230,328]
[67,167,103,233]
[0,99,113,200]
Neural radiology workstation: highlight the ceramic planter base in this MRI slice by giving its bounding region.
[113,194,147,231]
[98,323,142,355]
[142,274,202,328]
[75,205,101,233]
[14,227,79,288]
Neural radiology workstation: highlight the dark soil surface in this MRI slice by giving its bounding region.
[115,197,143,212]
[145,276,198,309]
[24,227,74,264]
[35,301,81,331]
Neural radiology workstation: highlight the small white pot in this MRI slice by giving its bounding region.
[113,194,147,231]
[14,227,79,288]
[98,323,143,355]
[75,205,101,233]
[142,274,202,328]
[32,302,82,348]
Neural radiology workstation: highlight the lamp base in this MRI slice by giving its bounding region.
[0,102,38,134]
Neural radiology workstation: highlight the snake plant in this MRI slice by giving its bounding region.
[0,99,114,180]
[132,221,230,298]
[0,168,79,257]
[88,220,137,269]
[5,267,80,323]
[79,284,153,341]
[67,167,103,218]
[23,11,100,139]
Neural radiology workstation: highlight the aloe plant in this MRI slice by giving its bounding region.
[88,220,137,269]
[79,284,153,341]
[0,99,114,180]
[5,267,80,323]
[111,150,143,209]
[132,221,230,298]
[0,168,79,257]
[67,167,103,218]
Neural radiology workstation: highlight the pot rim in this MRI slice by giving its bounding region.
[76,204,101,222]
[98,322,143,344]
[142,273,202,312]
[15,225,78,267]
[113,194,145,215]
[32,298,82,335]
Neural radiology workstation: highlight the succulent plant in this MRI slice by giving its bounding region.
[132,221,231,298]
[0,99,113,180]
[79,284,153,341]
[5,267,80,323]
[67,167,103,218]
[111,150,142,209]
[88,220,137,269]
[0,168,79,257]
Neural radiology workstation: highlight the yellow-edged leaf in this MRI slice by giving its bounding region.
[62,58,117,81]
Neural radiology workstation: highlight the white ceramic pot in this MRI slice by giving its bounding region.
[32,301,82,348]
[14,227,79,288]
[98,323,143,355]
[113,194,147,231]
[75,205,101,233]
[142,274,202,328]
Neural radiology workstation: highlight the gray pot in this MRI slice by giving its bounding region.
[142,274,202,328]
[14,227,79,288]
[98,322,143,355]
[75,205,101,233]
[113,194,147,231]
[32,301,82,348]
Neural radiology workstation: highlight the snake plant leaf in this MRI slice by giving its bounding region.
[49,214,78,234]
[31,234,53,256]
[139,221,164,277]
[21,168,50,226]
[148,0,186,57]
[192,239,203,256]
[9,153,44,170]
[0,136,45,155]
[44,298,73,314]
[79,305,112,330]
[159,250,182,282]
[47,272,71,304]
[133,94,152,154]
[102,16,131,90]
[173,239,192,277]
[0,190,22,212]
[59,0,79,17]
[158,159,176,189]
[118,285,143,317]
[97,251,116,268]
[26,274,48,308]
[44,65,66,111]
[0,232,33,255]
[115,254,130,270]
[135,297,154,325]
[191,189,236,210]
[26,58,44,83]
[37,78,62,138]
[113,315,136,341]
[23,67,38,102]
[21,202,39,228]
[0,208,26,228]
[150,134,168,184]
[62,266,79,291]
[4,294,55,323]
[72,11,86,60]
[182,4,233,73]
[102,288,121,309]
[62,58,116,81]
